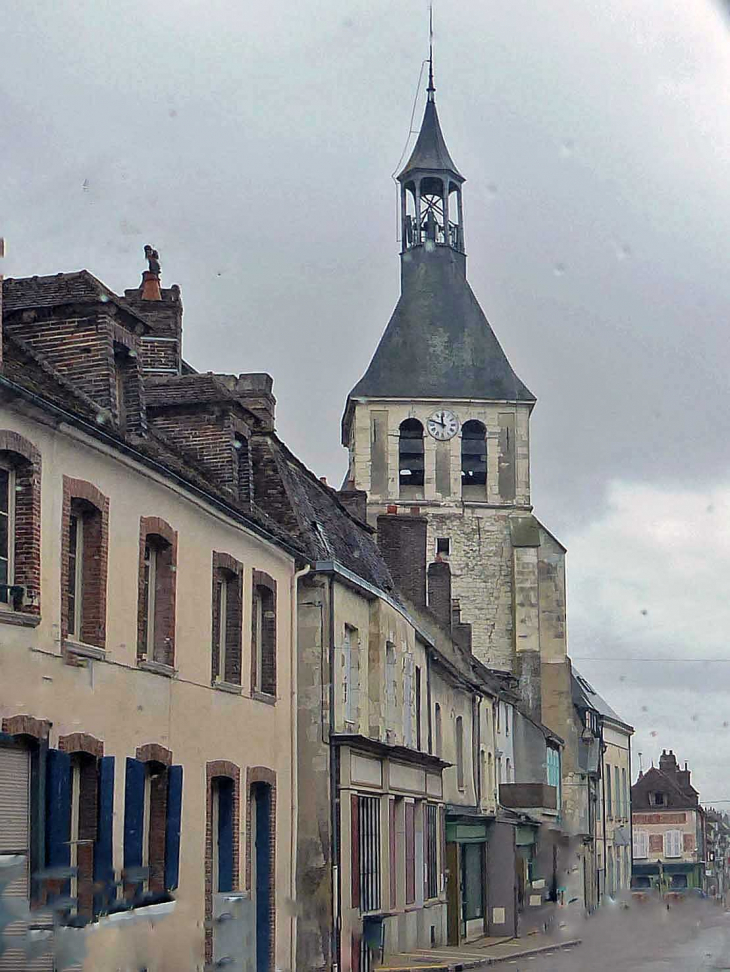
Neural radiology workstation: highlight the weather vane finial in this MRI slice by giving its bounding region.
[427,2,435,99]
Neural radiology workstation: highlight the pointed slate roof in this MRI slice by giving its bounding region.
[398,97,464,182]
[344,246,535,432]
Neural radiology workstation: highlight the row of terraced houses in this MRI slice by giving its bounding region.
[0,73,633,972]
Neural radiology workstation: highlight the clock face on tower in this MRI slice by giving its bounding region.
[427,409,460,440]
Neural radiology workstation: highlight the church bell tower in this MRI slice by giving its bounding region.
[343,67,541,674]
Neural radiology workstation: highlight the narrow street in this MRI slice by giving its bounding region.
[506,906,730,972]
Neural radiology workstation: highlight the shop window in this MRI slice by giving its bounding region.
[354,794,381,912]
[405,801,416,905]
[434,703,442,757]
[425,804,438,900]
[461,843,485,920]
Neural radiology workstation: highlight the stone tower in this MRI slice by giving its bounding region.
[342,71,562,686]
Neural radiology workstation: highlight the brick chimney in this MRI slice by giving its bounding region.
[337,487,369,524]
[124,246,182,375]
[377,509,427,608]
[427,560,452,630]
[216,373,276,432]
[677,760,692,791]
[0,237,5,366]
[451,599,473,653]
[659,750,678,776]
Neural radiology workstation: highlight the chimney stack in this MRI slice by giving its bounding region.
[337,487,369,524]
[377,508,427,607]
[427,560,452,630]
[216,373,276,431]
[140,244,162,301]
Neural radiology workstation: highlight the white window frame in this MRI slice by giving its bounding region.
[144,542,158,659]
[665,829,683,859]
[218,577,229,681]
[68,513,84,638]
[633,829,649,859]
[253,588,264,691]
[0,464,15,602]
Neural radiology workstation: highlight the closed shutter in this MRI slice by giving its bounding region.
[0,744,53,972]
[351,794,360,910]
[45,749,71,896]
[94,756,115,915]
[665,830,682,858]
[165,765,183,892]
[403,654,413,747]
[633,830,648,859]
[124,757,145,871]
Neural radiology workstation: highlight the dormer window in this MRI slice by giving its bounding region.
[649,791,666,807]
[114,348,131,432]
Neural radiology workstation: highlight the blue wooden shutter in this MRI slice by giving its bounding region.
[94,756,115,914]
[165,764,183,891]
[124,757,145,870]
[218,777,234,893]
[45,748,71,898]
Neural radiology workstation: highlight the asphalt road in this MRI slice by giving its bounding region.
[497,904,730,972]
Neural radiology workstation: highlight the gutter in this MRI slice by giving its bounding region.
[290,563,310,968]
[0,375,302,560]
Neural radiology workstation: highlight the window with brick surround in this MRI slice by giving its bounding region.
[0,433,41,614]
[252,571,276,696]
[124,750,183,899]
[212,553,243,685]
[62,478,109,648]
[69,752,99,916]
[138,517,177,667]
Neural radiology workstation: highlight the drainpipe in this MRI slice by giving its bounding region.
[327,574,341,971]
[628,738,633,895]
[600,725,607,902]
[290,562,311,968]
[426,649,433,754]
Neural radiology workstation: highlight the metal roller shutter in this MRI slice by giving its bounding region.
[0,744,53,972]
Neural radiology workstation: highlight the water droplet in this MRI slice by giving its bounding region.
[560,140,575,158]
[99,294,109,303]
[650,730,658,737]
[95,412,106,425]
[641,609,648,616]
[553,263,566,276]
[168,108,178,118]
[486,183,498,197]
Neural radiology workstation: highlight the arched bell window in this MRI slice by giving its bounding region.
[399,419,424,493]
[461,420,487,495]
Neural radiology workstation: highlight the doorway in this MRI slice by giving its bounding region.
[251,782,272,971]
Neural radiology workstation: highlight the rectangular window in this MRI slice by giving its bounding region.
[0,466,14,600]
[415,666,422,751]
[425,804,438,900]
[622,767,628,819]
[606,764,612,818]
[615,766,621,818]
[67,513,83,637]
[252,576,277,695]
[665,830,683,858]
[142,541,157,659]
[389,798,397,909]
[343,625,359,724]
[357,795,381,912]
[547,747,561,807]
[403,653,414,746]
[456,716,464,791]
[123,757,183,900]
[405,801,416,905]
[436,537,450,557]
[385,642,397,732]
[212,563,243,686]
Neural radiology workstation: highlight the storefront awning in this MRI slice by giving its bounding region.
[663,862,695,875]
[632,863,660,875]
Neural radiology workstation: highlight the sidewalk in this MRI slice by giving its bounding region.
[375,931,582,971]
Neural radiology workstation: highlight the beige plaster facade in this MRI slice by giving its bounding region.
[597,722,632,898]
[0,405,296,971]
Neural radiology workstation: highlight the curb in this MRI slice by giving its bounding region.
[377,938,582,971]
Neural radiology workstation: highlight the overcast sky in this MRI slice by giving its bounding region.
[3,0,730,799]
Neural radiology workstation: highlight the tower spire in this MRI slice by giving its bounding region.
[428,2,435,100]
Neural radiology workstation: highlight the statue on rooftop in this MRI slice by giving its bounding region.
[144,244,161,275]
